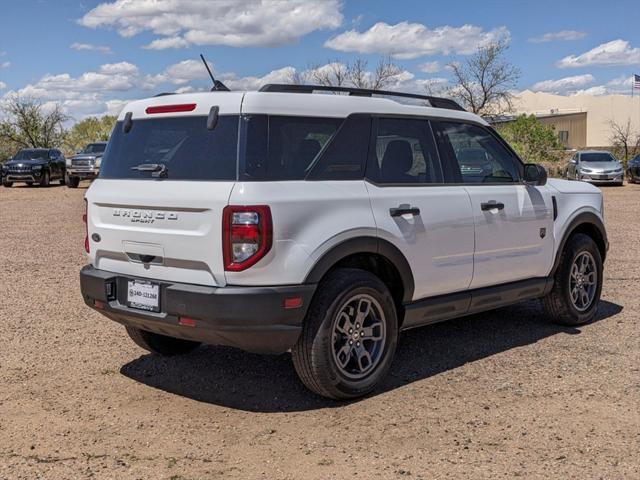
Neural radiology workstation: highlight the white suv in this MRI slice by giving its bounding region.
[80,84,608,399]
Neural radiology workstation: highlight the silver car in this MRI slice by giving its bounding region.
[566,150,624,186]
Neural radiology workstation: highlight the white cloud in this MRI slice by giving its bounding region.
[70,42,113,54]
[557,39,640,68]
[418,61,441,73]
[221,66,296,91]
[0,81,6,90]
[531,74,595,94]
[529,30,586,43]
[1,61,10,69]
[79,0,343,49]
[325,22,510,59]
[163,59,212,85]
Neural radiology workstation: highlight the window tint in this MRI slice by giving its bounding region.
[433,122,521,184]
[307,114,371,180]
[241,115,341,180]
[100,116,238,181]
[367,118,441,184]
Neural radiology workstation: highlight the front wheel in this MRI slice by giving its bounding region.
[542,233,603,326]
[2,180,12,188]
[292,268,398,400]
[66,174,80,188]
[39,171,50,187]
[125,326,201,356]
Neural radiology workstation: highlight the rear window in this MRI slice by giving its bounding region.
[100,116,239,181]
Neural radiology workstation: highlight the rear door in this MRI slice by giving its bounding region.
[86,98,243,287]
[366,117,475,300]
[432,121,554,288]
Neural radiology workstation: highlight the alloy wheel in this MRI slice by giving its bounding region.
[569,251,597,312]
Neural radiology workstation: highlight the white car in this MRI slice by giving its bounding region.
[80,85,608,399]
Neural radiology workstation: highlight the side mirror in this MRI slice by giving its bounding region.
[523,164,547,186]
[569,158,577,164]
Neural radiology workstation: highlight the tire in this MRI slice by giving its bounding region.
[125,326,201,356]
[574,171,580,181]
[292,268,398,400]
[542,233,603,326]
[2,180,12,188]
[39,171,50,187]
[66,174,80,188]
[59,175,66,185]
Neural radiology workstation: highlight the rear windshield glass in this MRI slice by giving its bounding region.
[100,116,238,181]
[581,152,615,162]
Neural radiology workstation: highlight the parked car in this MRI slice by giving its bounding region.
[66,141,107,188]
[565,150,624,186]
[626,155,640,184]
[80,84,607,399]
[1,148,66,187]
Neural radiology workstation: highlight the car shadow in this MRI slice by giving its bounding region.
[120,299,622,413]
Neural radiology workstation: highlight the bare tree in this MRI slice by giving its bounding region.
[293,57,403,91]
[447,40,520,115]
[608,118,640,161]
[0,95,69,150]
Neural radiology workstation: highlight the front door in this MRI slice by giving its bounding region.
[366,117,475,301]
[432,121,554,289]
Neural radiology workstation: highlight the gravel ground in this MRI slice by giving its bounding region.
[0,182,638,479]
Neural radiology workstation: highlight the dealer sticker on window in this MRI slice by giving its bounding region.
[127,280,160,312]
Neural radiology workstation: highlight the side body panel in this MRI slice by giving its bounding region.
[367,183,475,300]
[464,184,555,288]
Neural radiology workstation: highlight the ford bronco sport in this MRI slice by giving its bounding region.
[80,84,607,399]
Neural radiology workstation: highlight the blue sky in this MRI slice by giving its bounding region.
[1,0,639,120]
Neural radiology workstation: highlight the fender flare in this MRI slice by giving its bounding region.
[552,211,608,274]
[304,236,415,303]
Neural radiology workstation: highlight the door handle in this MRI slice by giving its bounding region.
[390,206,420,217]
[481,201,505,211]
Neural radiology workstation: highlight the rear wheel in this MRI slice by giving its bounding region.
[542,233,603,326]
[125,326,201,356]
[292,268,398,400]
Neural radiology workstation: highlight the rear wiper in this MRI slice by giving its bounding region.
[131,163,168,178]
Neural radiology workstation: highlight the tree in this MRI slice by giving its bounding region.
[64,115,117,153]
[608,118,640,162]
[498,114,562,163]
[298,57,403,91]
[0,95,68,153]
[447,40,520,116]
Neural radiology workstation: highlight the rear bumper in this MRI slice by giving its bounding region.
[80,265,316,354]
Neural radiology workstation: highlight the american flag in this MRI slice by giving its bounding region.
[635,74,640,89]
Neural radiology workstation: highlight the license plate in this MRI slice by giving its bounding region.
[595,175,608,180]
[127,280,160,312]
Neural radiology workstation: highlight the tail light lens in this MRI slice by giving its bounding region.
[223,205,272,271]
[83,199,89,253]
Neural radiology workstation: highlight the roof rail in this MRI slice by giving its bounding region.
[258,84,465,111]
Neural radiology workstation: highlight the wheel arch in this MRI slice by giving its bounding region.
[552,211,608,274]
[304,237,415,305]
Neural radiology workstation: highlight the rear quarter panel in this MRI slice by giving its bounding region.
[226,180,376,286]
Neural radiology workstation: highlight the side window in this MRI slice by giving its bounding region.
[241,115,342,181]
[307,114,371,180]
[367,117,442,184]
[433,122,521,184]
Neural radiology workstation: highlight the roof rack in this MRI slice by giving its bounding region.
[258,84,465,111]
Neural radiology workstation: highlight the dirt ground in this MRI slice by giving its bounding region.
[0,181,638,480]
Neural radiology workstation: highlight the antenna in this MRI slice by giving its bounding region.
[199,54,230,92]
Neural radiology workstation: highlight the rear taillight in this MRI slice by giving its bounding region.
[223,205,272,271]
[83,199,89,253]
